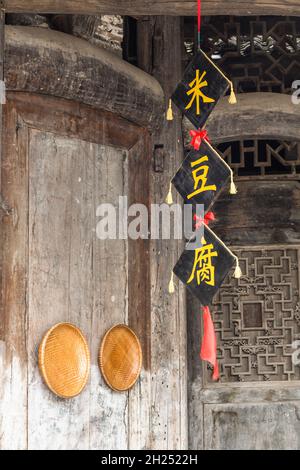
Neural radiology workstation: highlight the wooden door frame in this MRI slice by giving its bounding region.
[4,25,164,132]
[185,92,300,144]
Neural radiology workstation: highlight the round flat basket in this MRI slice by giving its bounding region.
[38,323,90,399]
[99,324,142,392]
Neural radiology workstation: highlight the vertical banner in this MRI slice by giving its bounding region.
[172,49,233,129]
[173,225,236,306]
[172,140,231,212]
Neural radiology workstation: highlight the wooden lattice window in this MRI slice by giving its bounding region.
[183,15,300,94]
[217,139,300,177]
[205,247,300,384]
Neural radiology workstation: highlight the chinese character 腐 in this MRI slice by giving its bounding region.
[187,242,218,286]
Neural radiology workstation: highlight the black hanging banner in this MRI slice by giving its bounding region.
[173,225,236,306]
[172,140,231,213]
[171,49,230,129]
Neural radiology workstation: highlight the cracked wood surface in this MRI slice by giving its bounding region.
[4,26,164,131]
[4,1,300,16]
[0,93,151,449]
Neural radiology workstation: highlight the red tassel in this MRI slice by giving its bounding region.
[200,306,219,381]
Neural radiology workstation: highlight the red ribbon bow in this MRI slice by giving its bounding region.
[189,129,210,150]
[193,211,215,230]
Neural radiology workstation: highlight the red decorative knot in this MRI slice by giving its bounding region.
[189,129,210,150]
[193,211,215,230]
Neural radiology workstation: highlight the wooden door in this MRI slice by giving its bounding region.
[188,136,300,450]
[0,92,151,450]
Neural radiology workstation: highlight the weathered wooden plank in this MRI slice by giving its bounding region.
[184,93,300,145]
[4,0,300,16]
[201,383,300,404]
[186,292,204,450]
[127,135,152,450]
[0,103,28,450]
[27,131,92,450]
[140,17,188,450]
[4,25,164,130]
[204,402,300,450]
[8,92,142,151]
[213,180,300,245]
[89,144,129,450]
[1,92,153,449]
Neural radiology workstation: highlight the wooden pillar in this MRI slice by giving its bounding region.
[0,8,5,215]
[137,16,188,450]
[0,3,4,157]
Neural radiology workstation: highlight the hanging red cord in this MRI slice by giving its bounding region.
[197,0,201,50]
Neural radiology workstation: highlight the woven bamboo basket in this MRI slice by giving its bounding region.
[99,324,142,392]
[38,322,90,399]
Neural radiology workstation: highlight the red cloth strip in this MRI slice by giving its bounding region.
[200,306,219,381]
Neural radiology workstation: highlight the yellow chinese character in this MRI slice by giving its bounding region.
[187,243,218,286]
[185,69,215,115]
[187,156,217,199]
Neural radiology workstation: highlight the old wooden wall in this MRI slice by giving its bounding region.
[137,16,188,450]
[0,24,189,450]
[4,0,300,16]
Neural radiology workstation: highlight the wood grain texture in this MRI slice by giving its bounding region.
[138,16,188,450]
[184,93,300,144]
[89,143,129,451]
[4,0,300,16]
[0,103,28,450]
[8,92,142,151]
[27,131,96,449]
[204,402,300,450]
[213,180,300,246]
[0,93,152,449]
[4,25,164,131]
[127,136,152,450]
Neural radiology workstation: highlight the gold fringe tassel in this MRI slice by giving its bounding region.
[229,171,238,195]
[166,181,173,205]
[204,140,237,196]
[228,82,237,105]
[168,271,175,294]
[166,99,174,121]
[234,258,242,279]
[200,50,237,105]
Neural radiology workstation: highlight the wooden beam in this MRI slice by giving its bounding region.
[4,0,300,16]
[4,25,164,131]
[184,92,300,143]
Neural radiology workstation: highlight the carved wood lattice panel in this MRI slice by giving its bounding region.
[207,247,300,384]
[183,15,300,94]
[217,139,300,177]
